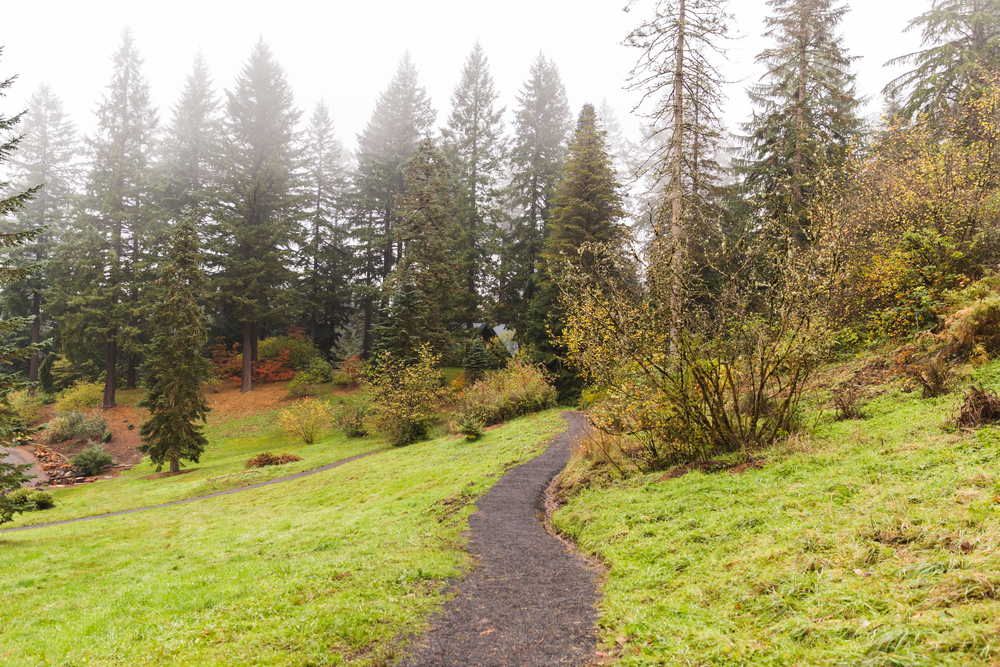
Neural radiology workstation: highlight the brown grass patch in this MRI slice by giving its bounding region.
[244,451,303,469]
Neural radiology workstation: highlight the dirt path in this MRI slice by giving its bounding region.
[0,450,379,534]
[402,412,599,667]
[0,445,46,486]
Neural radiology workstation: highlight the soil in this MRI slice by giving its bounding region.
[401,412,600,667]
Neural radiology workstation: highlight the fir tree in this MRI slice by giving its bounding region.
[885,0,1000,123]
[497,52,571,332]
[442,42,507,327]
[351,53,435,356]
[211,38,304,392]
[138,217,210,474]
[463,336,491,384]
[740,0,861,242]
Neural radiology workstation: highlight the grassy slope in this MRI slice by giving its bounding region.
[553,358,1000,666]
[0,409,566,666]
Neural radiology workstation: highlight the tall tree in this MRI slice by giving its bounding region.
[442,42,507,327]
[3,84,79,390]
[497,52,571,332]
[211,38,304,392]
[138,217,210,474]
[350,53,435,356]
[56,29,158,407]
[740,0,861,242]
[300,100,349,351]
[372,138,457,360]
[158,50,220,222]
[626,0,731,351]
[885,0,1000,123]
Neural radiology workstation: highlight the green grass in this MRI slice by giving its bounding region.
[552,358,1000,666]
[0,409,567,666]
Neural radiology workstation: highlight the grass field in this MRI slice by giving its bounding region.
[0,409,567,666]
[552,358,1000,666]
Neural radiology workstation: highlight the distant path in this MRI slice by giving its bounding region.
[0,450,379,534]
[402,412,599,666]
[0,446,46,487]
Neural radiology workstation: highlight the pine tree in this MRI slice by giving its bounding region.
[524,104,626,399]
[351,53,435,357]
[138,217,210,474]
[463,336,490,384]
[56,29,159,407]
[442,42,507,327]
[3,84,79,389]
[211,38,304,392]
[497,53,571,333]
[885,0,1000,123]
[372,139,456,360]
[740,0,861,242]
[300,100,349,351]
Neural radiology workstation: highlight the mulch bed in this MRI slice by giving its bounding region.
[402,412,600,667]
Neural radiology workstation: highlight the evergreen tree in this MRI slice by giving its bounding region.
[158,51,220,222]
[138,217,210,474]
[523,104,626,399]
[211,38,304,392]
[54,29,159,407]
[497,53,571,333]
[372,139,456,360]
[351,53,435,357]
[300,100,349,351]
[885,0,1000,123]
[442,42,507,327]
[463,336,490,384]
[740,0,861,242]
[3,84,79,389]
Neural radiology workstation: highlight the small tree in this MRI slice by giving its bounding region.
[365,345,447,446]
[138,217,211,473]
[463,337,491,385]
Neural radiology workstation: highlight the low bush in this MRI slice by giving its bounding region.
[54,382,103,413]
[904,358,952,398]
[43,411,108,445]
[244,451,303,469]
[452,357,558,428]
[366,346,448,447]
[5,487,54,511]
[259,327,323,370]
[71,441,113,476]
[287,359,335,396]
[831,385,867,421]
[455,415,484,441]
[8,390,42,425]
[277,399,330,444]
[333,402,368,438]
[955,385,1000,428]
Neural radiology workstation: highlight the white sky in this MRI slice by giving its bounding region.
[2,0,928,152]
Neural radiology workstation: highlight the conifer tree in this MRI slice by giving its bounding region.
[740,0,861,242]
[351,53,435,356]
[442,42,507,327]
[372,139,456,360]
[463,336,490,384]
[138,217,210,474]
[3,84,79,389]
[211,38,304,392]
[300,100,349,350]
[497,53,571,332]
[55,29,158,407]
[885,0,1000,123]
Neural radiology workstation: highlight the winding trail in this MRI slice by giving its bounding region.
[403,411,599,667]
[0,450,379,534]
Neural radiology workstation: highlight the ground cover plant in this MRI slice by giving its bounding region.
[0,409,565,667]
[552,356,1000,666]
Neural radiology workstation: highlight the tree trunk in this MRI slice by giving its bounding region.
[362,294,373,360]
[250,320,259,362]
[241,323,253,393]
[169,458,180,474]
[126,354,137,389]
[669,0,686,359]
[27,289,40,395]
[103,330,117,409]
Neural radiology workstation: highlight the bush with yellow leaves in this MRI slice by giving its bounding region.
[277,398,330,445]
[365,345,447,447]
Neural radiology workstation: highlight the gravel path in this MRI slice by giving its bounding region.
[402,411,599,667]
[0,450,378,534]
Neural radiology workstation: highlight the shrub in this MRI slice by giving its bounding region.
[71,441,113,476]
[43,411,108,445]
[831,385,867,421]
[955,385,1000,428]
[287,359,335,396]
[456,415,484,441]
[334,402,368,438]
[258,327,323,370]
[277,399,330,444]
[333,357,362,387]
[365,346,448,447]
[245,451,303,469]
[452,357,558,428]
[5,487,54,511]
[904,358,952,398]
[203,375,224,394]
[8,390,42,425]
[54,382,103,413]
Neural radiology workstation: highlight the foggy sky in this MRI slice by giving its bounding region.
[2,0,926,152]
